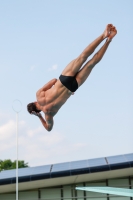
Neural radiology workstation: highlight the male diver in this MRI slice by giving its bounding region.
[27,24,117,131]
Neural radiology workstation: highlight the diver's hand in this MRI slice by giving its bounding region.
[32,111,42,118]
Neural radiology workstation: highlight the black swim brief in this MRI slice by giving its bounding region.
[59,74,78,92]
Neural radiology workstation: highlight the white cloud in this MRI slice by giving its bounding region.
[0,120,15,141]
[27,126,43,137]
[18,128,86,166]
[18,124,87,166]
[0,119,26,154]
[18,127,65,163]
[38,131,64,146]
[0,119,86,166]
[48,64,58,71]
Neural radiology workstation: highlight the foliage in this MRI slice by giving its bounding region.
[0,159,29,171]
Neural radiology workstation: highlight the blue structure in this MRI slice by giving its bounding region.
[0,153,133,186]
[76,187,133,197]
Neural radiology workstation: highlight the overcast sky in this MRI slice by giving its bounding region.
[0,0,133,167]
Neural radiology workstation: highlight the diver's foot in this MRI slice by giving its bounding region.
[108,26,117,41]
[103,24,113,39]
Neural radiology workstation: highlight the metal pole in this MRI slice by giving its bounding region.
[12,99,22,200]
[16,112,18,200]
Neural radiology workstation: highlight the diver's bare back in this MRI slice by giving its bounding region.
[36,79,72,116]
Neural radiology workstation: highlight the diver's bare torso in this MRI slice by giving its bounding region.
[36,79,73,117]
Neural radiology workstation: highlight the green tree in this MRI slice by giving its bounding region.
[0,159,29,171]
[12,160,29,169]
[0,160,3,171]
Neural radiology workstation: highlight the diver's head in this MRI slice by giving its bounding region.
[27,102,41,114]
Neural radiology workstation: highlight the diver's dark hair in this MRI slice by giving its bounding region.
[27,102,41,114]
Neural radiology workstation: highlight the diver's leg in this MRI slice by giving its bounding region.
[76,26,117,87]
[61,24,113,76]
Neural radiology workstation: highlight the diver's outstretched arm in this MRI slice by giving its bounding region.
[39,114,53,132]
[32,112,53,132]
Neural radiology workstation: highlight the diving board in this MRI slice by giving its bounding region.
[76,187,133,197]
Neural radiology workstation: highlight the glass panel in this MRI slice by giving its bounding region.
[52,162,70,172]
[0,194,15,200]
[76,183,84,200]
[0,165,51,179]
[108,178,129,188]
[18,165,51,176]
[18,167,34,176]
[86,198,107,200]
[41,188,61,200]
[19,191,38,200]
[88,158,107,167]
[109,197,130,200]
[63,186,72,200]
[124,153,133,162]
[86,181,106,198]
[70,160,88,170]
[107,155,126,164]
[131,179,133,188]
[31,165,51,175]
[0,169,16,179]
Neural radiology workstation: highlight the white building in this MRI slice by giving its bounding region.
[0,153,133,200]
